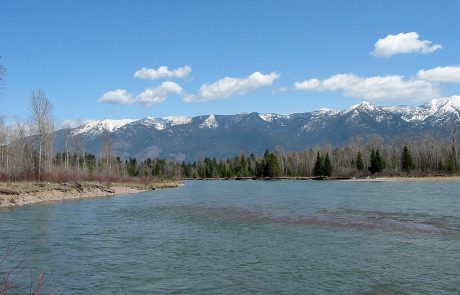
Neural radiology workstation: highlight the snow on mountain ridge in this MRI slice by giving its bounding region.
[258,113,287,122]
[424,96,460,117]
[68,96,460,134]
[313,108,340,116]
[200,115,219,128]
[346,101,378,113]
[135,116,192,130]
[136,117,167,130]
[163,116,192,126]
[73,119,136,135]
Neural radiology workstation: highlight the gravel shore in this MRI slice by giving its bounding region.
[0,181,181,208]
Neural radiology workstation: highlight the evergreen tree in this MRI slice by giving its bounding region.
[446,153,457,174]
[376,150,385,172]
[369,149,376,173]
[356,152,364,171]
[401,146,414,173]
[267,153,281,177]
[255,160,265,178]
[323,153,333,177]
[240,155,250,177]
[313,152,324,177]
[262,152,280,178]
[126,157,138,176]
[369,148,385,174]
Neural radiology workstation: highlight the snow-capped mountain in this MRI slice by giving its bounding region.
[54,96,460,161]
[73,116,193,135]
[72,119,137,135]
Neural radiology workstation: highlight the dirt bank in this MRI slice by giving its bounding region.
[0,181,181,208]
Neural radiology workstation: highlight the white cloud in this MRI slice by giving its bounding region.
[295,73,439,102]
[98,89,135,105]
[137,81,183,106]
[186,71,280,102]
[294,79,320,90]
[416,66,460,83]
[371,32,442,58]
[134,65,192,80]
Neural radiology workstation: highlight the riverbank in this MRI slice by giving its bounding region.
[342,176,460,182]
[185,175,460,182]
[0,181,181,208]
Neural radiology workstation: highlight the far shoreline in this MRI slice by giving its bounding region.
[340,176,460,182]
[183,175,460,182]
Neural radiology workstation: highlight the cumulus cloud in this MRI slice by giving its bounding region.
[371,32,442,58]
[137,81,183,106]
[98,89,135,105]
[416,66,460,83]
[294,78,320,90]
[134,65,192,80]
[185,71,280,102]
[295,73,439,101]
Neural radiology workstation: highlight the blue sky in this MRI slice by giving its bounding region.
[1,0,459,126]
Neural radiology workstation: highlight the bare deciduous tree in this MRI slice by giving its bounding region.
[0,117,9,174]
[101,126,113,180]
[73,119,85,174]
[29,90,54,181]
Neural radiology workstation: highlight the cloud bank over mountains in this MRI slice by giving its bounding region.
[98,32,457,107]
[294,73,439,102]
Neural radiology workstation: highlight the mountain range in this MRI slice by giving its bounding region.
[54,96,460,161]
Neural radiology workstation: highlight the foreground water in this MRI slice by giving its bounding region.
[0,180,459,294]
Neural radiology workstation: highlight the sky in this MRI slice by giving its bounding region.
[1,0,460,126]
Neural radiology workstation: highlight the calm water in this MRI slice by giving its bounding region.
[0,180,459,294]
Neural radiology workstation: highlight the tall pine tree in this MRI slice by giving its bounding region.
[323,153,333,177]
[313,152,324,176]
[313,152,333,177]
[401,146,414,173]
[369,148,385,174]
[446,153,457,174]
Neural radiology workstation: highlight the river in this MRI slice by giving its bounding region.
[0,180,459,294]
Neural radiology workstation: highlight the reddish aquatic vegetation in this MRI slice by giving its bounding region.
[178,205,453,234]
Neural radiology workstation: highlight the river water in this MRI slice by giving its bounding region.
[0,180,459,294]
